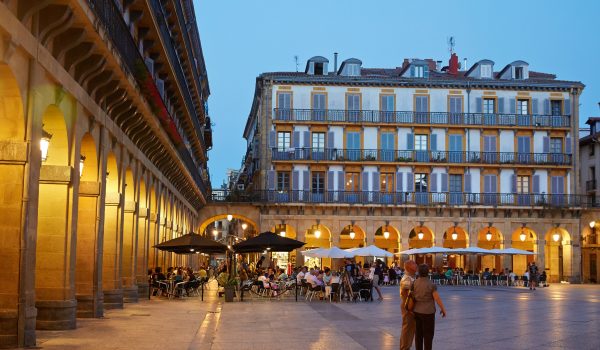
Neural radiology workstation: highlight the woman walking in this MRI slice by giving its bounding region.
[412,264,447,350]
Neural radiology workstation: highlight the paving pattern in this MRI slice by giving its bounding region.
[35,283,600,349]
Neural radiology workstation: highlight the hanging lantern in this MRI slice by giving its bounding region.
[79,155,86,177]
[552,232,560,242]
[241,223,248,230]
[226,214,233,222]
[486,232,492,241]
[40,128,52,162]
[212,229,218,237]
[383,230,390,239]
[314,227,321,239]
[417,232,424,240]
[451,232,458,241]
[349,230,355,239]
[280,230,286,237]
[519,232,526,242]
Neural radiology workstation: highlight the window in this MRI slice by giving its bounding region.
[345,172,360,191]
[381,95,394,111]
[517,99,529,115]
[312,93,326,120]
[480,65,492,78]
[277,131,291,151]
[347,94,360,110]
[517,176,530,193]
[551,100,562,116]
[312,132,325,151]
[381,132,394,161]
[483,98,495,114]
[550,138,562,154]
[314,63,324,75]
[346,64,360,76]
[277,92,292,119]
[380,173,394,192]
[449,175,462,192]
[514,66,523,79]
[311,172,325,194]
[415,173,427,192]
[415,134,428,151]
[276,172,289,191]
[414,65,424,78]
[346,132,360,160]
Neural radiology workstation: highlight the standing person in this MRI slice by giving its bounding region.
[413,264,447,350]
[369,262,384,301]
[400,260,418,350]
[528,261,539,290]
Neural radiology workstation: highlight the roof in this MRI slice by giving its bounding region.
[586,117,600,125]
[464,59,495,77]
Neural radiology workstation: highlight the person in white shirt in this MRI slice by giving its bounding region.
[296,267,306,283]
[508,270,516,286]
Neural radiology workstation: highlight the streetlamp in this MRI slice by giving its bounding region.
[348,221,355,239]
[552,232,561,242]
[79,155,86,177]
[226,214,233,222]
[383,221,390,239]
[279,223,286,237]
[451,222,458,241]
[417,221,424,240]
[40,126,52,162]
[519,224,527,242]
[313,219,321,238]
[212,228,218,238]
[241,222,248,231]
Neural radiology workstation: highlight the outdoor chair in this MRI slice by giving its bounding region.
[305,284,322,301]
[329,283,341,302]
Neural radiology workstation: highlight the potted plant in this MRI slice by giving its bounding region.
[217,272,238,302]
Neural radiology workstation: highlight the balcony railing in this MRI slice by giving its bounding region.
[586,180,597,191]
[88,0,206,195]
[211,190,591,208]
[273,109,571,128]
[271,148,572,166]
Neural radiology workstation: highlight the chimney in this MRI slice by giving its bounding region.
[402,58,410,69]
[463,58,468,71]
[436,60,442,71]
[334,52,338,73]
[448,53,458,75]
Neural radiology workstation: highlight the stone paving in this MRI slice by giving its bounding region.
[34,283,600,350]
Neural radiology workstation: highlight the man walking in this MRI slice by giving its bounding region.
[400,260,417,350]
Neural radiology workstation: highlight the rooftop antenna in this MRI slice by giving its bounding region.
[294,55,299,72]
[447,36,455,54]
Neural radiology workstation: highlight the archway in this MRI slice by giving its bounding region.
[303,224,332,269]
[148,183,159,269]
[511,226,537,276]
[135,176,149,294]
[544,227,571,283]
[0,62,29,345]
[102,151,122,309]
[199,214,259,236]
[35,104,75,329]
[269,223,298,272]
[374,225,400,265]
[75,133,101,317]
[408,225,434,265]
[443,225,468,268]
[477,225,504,273]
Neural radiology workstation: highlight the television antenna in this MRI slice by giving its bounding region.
[447,36,455,54]
[294,55,299,72]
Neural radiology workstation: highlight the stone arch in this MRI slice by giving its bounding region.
[303,223,332,269]
[0,63,25,140]
[544,227,572,283]
[442,226,469,269]
[339,224,366,249]
[408,225,434,248]
[374,225,400,264]
[511,226,537,276]
[270,223,297,239]
[35,102,75,329]
[199,214,259,236]
[148,182,159,269]
[475,225,504,273]
[135,174,149,293]
[79,133,98,181]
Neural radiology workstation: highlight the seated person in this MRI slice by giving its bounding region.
[198,266,208,282]
[482,268,491,280]
[277,268,288,281]
[444,268,453,284]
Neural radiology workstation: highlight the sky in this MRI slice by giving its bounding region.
[194,0,600,187]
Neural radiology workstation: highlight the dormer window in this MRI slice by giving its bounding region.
[305,56,329,75]
[481,65,492,78]
[414,65,424,78]
[346,64,360,76]
[338,58,362,76]
[514,66,524,79]
[314,62,324,75]
[498,60,529,80]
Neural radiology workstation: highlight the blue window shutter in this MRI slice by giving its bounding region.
[492,175,498,193]
[303,170,309,190]
[327,171,334,191]
[565,137,572,154]
[410,66,415,77]
[431,173,437,192]
[441,173,448,192]
[362,172,369,192]
[267,170,275,190]
[293,131,300,148]
[544,99,551,115]
[406,173,414,192]
[498,98,505,114]
[303,131,310,148]
[532,98,539,115]
[464,173,471,193]
[423,65,429,78]
[292,170,299,190]
[338,171,344,191]
[396,172,403,192]
[407,133,414,150]
[269,130,276,148]
[475,97,482,113]
[430,134,437,151]
[533,175,540,194]
[511,174,517,193]
[509,99,516,114]
[543,137,550,153]
[327,131,334,148]
[372,172,380,192]
[564,99,571,115]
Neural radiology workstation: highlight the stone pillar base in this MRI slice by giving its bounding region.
[103,289,123,310]
[123,286,138,303]
[76,294,103,318]
[0,309,18,348]
[35,300,76,330]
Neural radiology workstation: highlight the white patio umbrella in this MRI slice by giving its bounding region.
[305,246,356,259]
[489,248,536,255]
[451,246,494,255]
[349,245,394,258]
[302,248,327,257]
[396,248,425,255]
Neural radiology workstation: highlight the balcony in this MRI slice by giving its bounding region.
[586,180,597,191]
[271,148,572,166]
[211,190,589,208]
[273,109,571,128]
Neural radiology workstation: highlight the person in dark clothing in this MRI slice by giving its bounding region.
[412,264,447,350]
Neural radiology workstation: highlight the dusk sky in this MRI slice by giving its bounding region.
[195,0,600,187]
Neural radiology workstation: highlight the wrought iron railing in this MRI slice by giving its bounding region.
[87,0,207,195]
[210,190,593,208]
[271,148,572,166]
[273,109,571,128]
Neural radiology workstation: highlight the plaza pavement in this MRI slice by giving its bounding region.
[34,283,600,350]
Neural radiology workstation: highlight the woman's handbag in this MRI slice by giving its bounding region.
[403,280,415,312]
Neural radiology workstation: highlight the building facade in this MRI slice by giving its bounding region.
[0,0,211,347]
[219,53,587,286]
[578,118,600,283]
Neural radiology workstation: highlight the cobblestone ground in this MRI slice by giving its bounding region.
[35,283,600,350]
